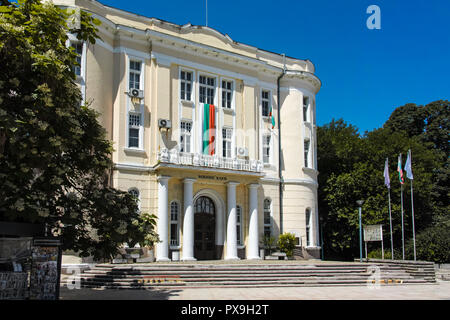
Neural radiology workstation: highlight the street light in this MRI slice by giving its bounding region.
[356,200,364,263]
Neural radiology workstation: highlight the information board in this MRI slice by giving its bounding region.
[363,224,383,242]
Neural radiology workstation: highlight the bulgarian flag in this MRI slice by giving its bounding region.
[202,103,216,155]
[397,154,404,185]
[269,104,275,129]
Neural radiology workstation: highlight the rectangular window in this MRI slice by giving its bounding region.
[304,140,310,168]
[261,90,270,117]
[199,75,215,104]
[128,113,141,148]
[221,80,233,109]
[129,60,141,91]
[170,202,179,246]
[71,42,83,76]
[180,70,193,101]
[236,206,242,246]
[180,120,192,153]
[263,134,271,164]
[222,127,232,158]
[306,209,311,247]
[264,199,271,238]
[303,96,309,122]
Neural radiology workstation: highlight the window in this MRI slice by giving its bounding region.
[236,205,243,246]
[170,202,179,246]
[261,90,270,117]
[199,75,215,104]
[128,113,141,148]
[129,60,141,91]
[222,127,232,158]
[180,70,193,101]
[263,134,271,164]
[306,208,312,247]
[303,96,309,122]
[222,80,233,109]
[264,199,271,238]
[304,140,310,168]
[180,120,192,153]
[70,42,83,76]
[128,188,140,212]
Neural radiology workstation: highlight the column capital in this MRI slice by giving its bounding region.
[157,175,171,182]
[227,181,240,187]
[248,183,260,189]
[183,178,196,184]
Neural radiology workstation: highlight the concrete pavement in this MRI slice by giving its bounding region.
[59,280,450,300]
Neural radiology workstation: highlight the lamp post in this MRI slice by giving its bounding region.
[356,200,364,263]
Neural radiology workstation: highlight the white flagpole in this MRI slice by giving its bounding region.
[388,187,394,259]
[401,183,405,260]
[409,150,417,261]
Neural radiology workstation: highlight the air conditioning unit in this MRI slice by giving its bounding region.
[158,119,172,129]
[129,89,144,99]
[236,147,248,157]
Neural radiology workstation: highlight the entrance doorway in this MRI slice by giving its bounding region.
[194,196,216,260]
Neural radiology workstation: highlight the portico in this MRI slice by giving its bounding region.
[155,172,262,261]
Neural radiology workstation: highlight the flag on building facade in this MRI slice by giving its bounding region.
[203,103,216,155]
[384,158,390,189]
[397,154,404,185]
[269,104,275,129]
[404,149,414,180]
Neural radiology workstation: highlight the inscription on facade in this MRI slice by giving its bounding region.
[198,175,227,181]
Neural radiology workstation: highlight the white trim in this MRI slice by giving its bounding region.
[114,162,154,172]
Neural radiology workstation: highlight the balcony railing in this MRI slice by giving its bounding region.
[157,148,263,173]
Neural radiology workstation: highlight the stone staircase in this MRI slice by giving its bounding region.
[62,260,436,289]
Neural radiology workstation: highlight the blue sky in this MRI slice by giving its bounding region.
[100,0,450,133]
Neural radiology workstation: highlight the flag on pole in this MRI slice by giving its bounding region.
[202,103,216,155]
[404,149,414,180]
[268,104,275,129]
[397,154,404,185]
[384,158,390,189]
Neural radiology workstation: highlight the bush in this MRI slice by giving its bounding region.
[277,233,297,257]
[367,248,392,260]
[405,224,450,263]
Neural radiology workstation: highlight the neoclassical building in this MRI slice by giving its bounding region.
[56,0,322,261]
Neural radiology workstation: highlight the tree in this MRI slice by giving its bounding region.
[318,107,446,261]
[0,0,158,260]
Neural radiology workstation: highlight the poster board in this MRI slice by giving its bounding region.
[363,224,383,242]
[30,239,62,300]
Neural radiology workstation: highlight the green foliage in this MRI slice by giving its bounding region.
[277,233,296,258]
[0,0,156,261]
[261,234,277,255]
[404,223,450,264]
[367,249,392,260]
[318,101,449,262]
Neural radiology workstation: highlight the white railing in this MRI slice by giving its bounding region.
[158,148,263,173]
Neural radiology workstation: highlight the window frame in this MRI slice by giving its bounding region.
[221,78,234,110]
[261,89,271,118]
[180,69,194,102]
[180,119,193,153]
[199,74,216,105]
[170,201,180,248]
[304,139,310,168]
[236,205,243,246]
[222,127,233,159]
[263,198,272,238]
[262,133,272,165]
[303,96,310,122]
[305,208,312,247]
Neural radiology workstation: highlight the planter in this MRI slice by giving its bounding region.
[259,249,265,260]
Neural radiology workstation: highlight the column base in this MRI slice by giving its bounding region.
[246,256,261,260]
[225,256,240,261]
[156,257,171,262]
[181,257,197,261]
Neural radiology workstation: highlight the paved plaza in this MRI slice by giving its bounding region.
[60,280,450,300]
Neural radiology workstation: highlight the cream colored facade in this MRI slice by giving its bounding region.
[56,0,322,260]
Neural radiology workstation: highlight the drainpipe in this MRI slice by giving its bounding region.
[277,55,286,234]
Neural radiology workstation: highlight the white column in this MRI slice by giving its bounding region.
[182,178,196,261]
[247,183,260,259]
[156,175,170,262]
[226,182,240,260]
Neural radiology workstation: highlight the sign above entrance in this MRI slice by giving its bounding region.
[198,175,227,181]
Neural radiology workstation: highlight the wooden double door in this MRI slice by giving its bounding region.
[194,196,216,260]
